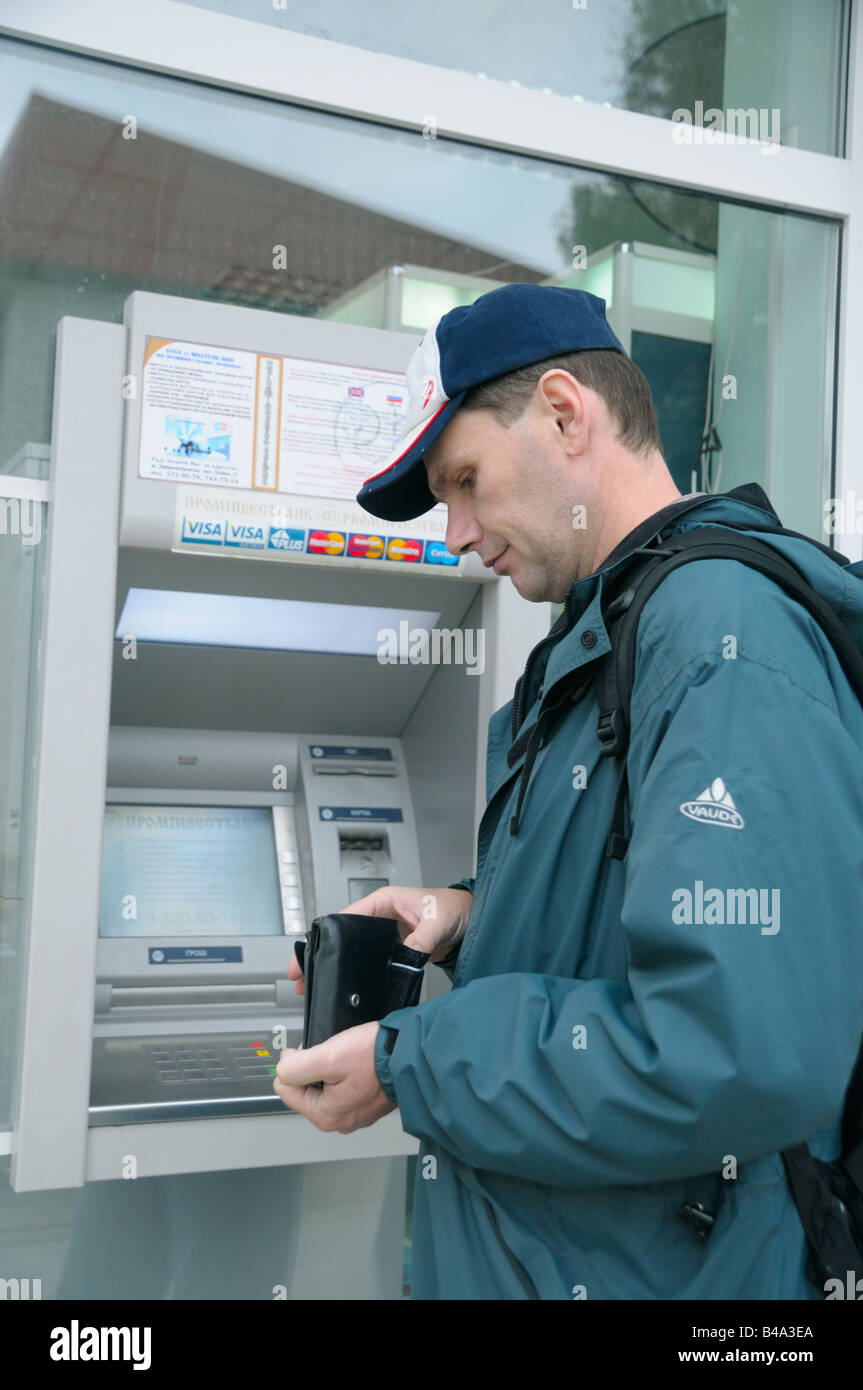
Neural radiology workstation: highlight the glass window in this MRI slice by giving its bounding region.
[176,0,848,156]
[0,35,840,537]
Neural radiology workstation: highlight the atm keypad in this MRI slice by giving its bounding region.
[145,1040,277,1085]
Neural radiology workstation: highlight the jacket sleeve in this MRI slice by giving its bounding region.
[373,612,863,1188]
[432,879,474,982]
[377,878,474,1095]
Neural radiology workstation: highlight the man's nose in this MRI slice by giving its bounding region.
[445,506,482,556]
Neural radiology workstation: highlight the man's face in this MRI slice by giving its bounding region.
[424,392,593,603]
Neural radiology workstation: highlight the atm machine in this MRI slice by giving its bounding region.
[9,290,549,1299]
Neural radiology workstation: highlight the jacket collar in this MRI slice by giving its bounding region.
[541,483,781,699]
[494,484,783,815]
[596,482,779,575]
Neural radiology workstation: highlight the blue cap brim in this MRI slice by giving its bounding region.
[356,392,466,522]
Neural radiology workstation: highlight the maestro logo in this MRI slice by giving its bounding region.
[386,537,422,563]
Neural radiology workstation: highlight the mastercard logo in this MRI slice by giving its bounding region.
[386,537,423,563]
[307,530,346,556]
[348,533,385,559]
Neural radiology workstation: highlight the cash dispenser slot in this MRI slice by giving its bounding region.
[100,984,279,1010]
[337,826,392,900]
[338,832,387,854]
[312,762,397,777]
[338,827,391,864]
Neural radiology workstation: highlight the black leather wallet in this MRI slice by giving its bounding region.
[293,913,428,1066]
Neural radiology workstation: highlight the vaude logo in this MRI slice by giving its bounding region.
[680,777,744,830]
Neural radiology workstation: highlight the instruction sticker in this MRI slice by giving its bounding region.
[140,336,412,503]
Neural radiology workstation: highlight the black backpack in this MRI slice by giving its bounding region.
[590,506,863,1297]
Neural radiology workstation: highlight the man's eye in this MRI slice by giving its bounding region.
[459,473,475,490]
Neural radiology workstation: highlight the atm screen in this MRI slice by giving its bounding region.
[99,804,284,938]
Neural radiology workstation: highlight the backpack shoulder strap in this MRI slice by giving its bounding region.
[592,521,863,1291]
[595,524,863,860]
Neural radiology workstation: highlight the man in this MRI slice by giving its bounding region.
[275,284,863,1299]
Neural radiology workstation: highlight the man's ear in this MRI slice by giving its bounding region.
[536,370,588,452]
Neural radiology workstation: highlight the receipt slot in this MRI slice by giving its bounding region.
[9,292,549,1299]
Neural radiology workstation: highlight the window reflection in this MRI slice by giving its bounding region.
[0,39,839,533]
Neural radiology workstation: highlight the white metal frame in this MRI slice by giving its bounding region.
[9,317,126,1189]
[836,2,863,562]
[0,476,48,1159]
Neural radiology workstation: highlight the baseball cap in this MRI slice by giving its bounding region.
[356,282,626,522]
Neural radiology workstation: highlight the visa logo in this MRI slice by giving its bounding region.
[182,518,224,545]
[226,524,266,548]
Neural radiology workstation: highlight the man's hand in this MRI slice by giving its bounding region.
[273,1021,396,1132]
[286,884,471,996]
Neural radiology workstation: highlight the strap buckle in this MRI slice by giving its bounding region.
[678,1201,716,1242]
[596,707,626,756]
[604,586,636,622]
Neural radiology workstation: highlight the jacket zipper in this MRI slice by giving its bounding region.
[484,1197,540,1300]
[511,494,733,741]
[511,606,572,741]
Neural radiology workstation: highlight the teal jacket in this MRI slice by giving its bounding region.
[373,484,863,1300]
